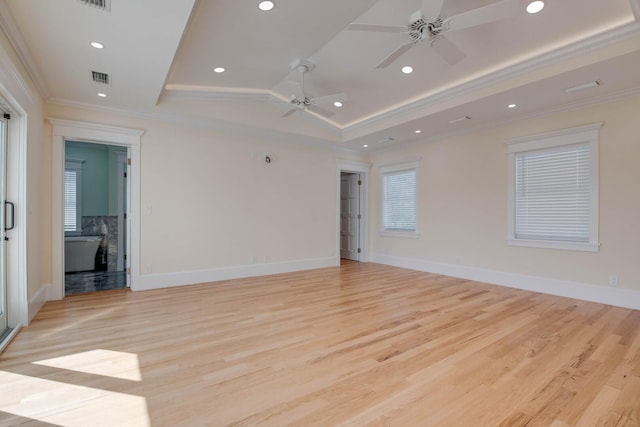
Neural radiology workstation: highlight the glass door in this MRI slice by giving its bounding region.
[0,114,8,333]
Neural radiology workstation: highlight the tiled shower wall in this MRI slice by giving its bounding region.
[81,216,119,272]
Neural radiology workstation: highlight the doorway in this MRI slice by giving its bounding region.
[337,160,369,263]
[0,99,27,345]
[63,141,129,294]
[340,172,362,261]
[50,119,143,300]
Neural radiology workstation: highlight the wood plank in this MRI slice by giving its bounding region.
[1,261,639,426]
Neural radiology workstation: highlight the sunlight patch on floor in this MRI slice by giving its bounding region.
[0,371,150,426]
[33,349,142,381]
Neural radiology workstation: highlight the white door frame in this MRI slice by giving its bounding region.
[340,172,361,261]
[0,105,27,331]
[0,112,8,332]
[336,160,370,262]
[50,119,143,299]
[115,150,127,273]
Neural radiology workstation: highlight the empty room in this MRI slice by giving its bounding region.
[1,0,640,425]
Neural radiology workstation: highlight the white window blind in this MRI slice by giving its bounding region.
[64,169,78,231]
[64,160,83,233]
[507,122,600,252]
[515,143,590,242]
[383,168,416,232]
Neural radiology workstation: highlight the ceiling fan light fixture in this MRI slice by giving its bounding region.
[258,1,275,11]
[401,66,414,74]
[526,1,544,14]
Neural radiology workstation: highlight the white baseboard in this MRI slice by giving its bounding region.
[28,283,50,323]
[136,256,339,291]
[371,253,640,310]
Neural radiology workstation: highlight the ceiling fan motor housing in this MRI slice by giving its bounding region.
[408,10,445,41]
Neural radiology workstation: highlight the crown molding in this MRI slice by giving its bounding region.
[163,84,344,131]
[47,97,353,153]
[0,0,50,101]
[342,20,640,141]
[163,84,276,101]
[365,85,640,154]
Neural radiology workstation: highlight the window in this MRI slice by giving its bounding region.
[64,160,83,234]
[380,161,418,235]
[507,123,601,251]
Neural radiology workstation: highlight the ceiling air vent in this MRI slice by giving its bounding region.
[78,0,111,12]
[91,71,110,85]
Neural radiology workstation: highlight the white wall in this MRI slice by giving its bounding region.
[370,94,640,307]
[46,103,368,289]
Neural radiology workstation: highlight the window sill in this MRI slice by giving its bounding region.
[507,238,599,252]
[380,230,420,238]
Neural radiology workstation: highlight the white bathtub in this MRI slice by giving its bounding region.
[65,235,103,273]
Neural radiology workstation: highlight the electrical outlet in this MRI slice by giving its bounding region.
[145,264,152,274]
[609,274,619,287]
[251,255,258,264]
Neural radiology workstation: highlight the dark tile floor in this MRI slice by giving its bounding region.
[65,270,128,295]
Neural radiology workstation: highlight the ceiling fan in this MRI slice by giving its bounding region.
[348,0,520,68]
[279,59,348,118]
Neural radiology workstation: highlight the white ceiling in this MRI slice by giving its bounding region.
[2,0,640,150]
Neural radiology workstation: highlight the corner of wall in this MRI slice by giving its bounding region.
[27,282,50,324]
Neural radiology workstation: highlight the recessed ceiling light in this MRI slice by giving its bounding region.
[363,144,369,148]
[213,67,226,73]
[415,130,421,134]
[526,1,544,14]
[90,41,104,49]
[97,92,107,97]
[258,1,275,11]
[401,66,414,74]
[508,103,517,108]
[333,101,343,107]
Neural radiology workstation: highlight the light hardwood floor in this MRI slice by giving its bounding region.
[1,261,639,426]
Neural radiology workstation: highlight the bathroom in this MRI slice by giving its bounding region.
[64,140,128,294]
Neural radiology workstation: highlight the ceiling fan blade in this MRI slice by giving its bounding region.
[448,0,519,31]
[376,42,415,69]
[431,36,466,65]
[307,104,335,118]
[422,0,444,20]
[281,107,298,118]
[310,92,348,106]
[348,23,407,33]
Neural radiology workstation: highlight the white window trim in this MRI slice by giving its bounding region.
[64,159,84,236]
[506,123,602,252]
[380,160,420,237]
